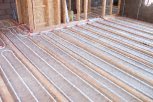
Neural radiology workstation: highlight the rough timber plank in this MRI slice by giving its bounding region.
[76,0,81,21]
[27,0,35,31]
[62,0,67,23]
[84,0,88,20]
[117,0,121,15]
[109,0,113,15]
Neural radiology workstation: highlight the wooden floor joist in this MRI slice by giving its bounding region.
[0,16,153,101]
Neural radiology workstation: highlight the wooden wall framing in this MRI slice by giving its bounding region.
[15,0,60,32]
[15,0,122,32]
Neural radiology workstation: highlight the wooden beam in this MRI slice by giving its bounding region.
[27,0,35,32]
[118,0,121,15]
[76,0,81,21]
[15,0,23,23]
[62,0,67,23]
[45,0,52,26]
[102,0,106,17]
[109,0,113,15]
[80,0,83,14]
[84,0,88,20]
[54,0,61,25]
[68,0,71,11]
[88,0,91,13]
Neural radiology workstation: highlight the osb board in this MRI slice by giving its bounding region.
[32,0,55,30]
[15,0,56,31]
[32,0,47,27]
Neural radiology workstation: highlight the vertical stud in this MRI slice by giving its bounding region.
[84,0,88,20]
[118,0,121,15]
[76,0,81,20]
[102,0,106,17]
[54,0,61,25]
[110,0,113,15]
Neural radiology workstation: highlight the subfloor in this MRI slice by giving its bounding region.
[0,16,153,102]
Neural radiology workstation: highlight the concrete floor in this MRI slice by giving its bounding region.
[0,16,153,102]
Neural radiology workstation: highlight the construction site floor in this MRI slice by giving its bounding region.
[0,16,153,102]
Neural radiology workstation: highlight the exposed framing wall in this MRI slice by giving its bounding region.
[16,0,59,32]
[15,0,121,32]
